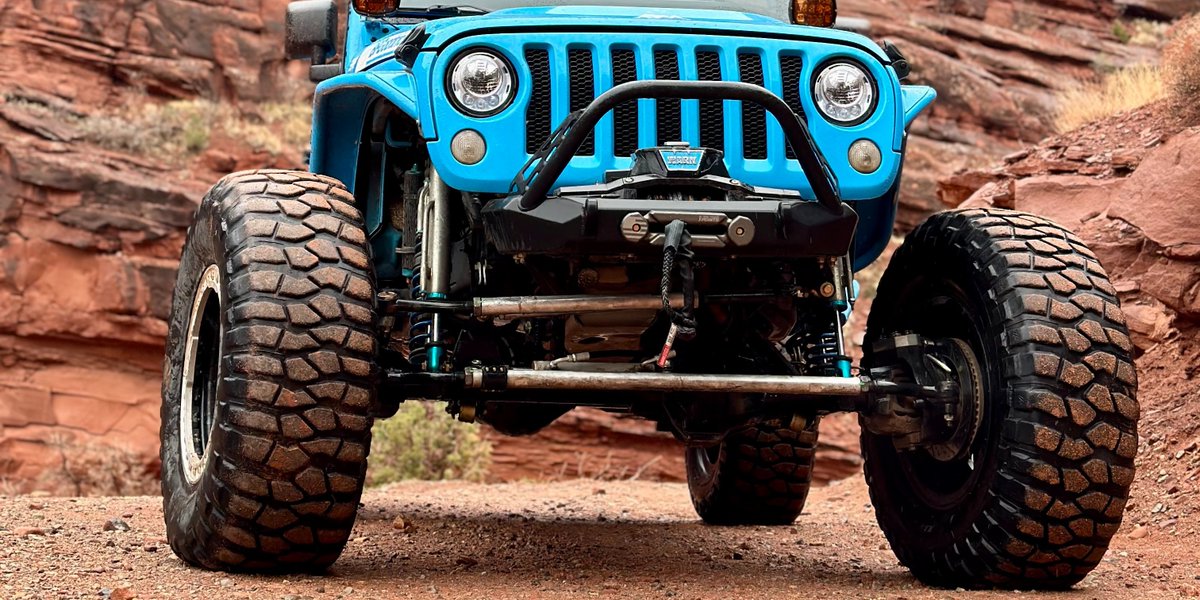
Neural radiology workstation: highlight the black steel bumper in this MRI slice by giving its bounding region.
[482,195,858,257]
[488,80,856,258]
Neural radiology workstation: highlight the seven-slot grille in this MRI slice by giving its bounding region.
[523,46,806,159]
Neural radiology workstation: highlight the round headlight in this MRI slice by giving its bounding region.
[448,51,515,116]
[813,62,875,125]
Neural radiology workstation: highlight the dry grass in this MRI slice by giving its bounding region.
[78,99,312,159]
[1163,15,1200,108]
[1,93,311,162]
[1054,64,1165,133]
[553,451,664,481]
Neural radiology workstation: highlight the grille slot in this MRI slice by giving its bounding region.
[611,49,640,157]
[653,50,682,146]
[568,49,596,155]
[696,50,724,152]
[781,55,804,159]
[521,43,810,164]
[525,49,552,155]
[738,53,767,160]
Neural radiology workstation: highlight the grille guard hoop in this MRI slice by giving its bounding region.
[511,80,843,213]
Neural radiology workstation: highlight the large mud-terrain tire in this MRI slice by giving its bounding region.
[862,208,1138,589]
[161,170,378,572]
[686,417,820,525]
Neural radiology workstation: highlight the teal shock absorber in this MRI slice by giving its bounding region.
[427,292,446,372]
[831,258,857,378]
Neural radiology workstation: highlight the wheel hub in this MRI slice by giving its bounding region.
[179,264,222,486]
[923,338,985,462]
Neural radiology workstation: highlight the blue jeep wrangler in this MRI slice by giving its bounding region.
[160,0,1138,588]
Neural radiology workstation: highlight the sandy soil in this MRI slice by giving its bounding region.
[2,476,1197,600]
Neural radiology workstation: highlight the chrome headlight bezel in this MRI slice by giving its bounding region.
[446,49,516,117]
[811,59,878,127]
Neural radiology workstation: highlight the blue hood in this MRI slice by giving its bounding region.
[413,6,888,59]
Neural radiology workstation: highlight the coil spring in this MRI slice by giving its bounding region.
[803,330,842,376]
[793,314,848,377]
[407,231,432,369]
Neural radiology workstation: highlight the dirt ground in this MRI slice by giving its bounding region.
[2,474,1197,600]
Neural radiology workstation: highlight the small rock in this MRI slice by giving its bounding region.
[27,502,44,510]
[731,552,744,560]
[455,556,479,568]
[592,488,606,495]
[218,577,234,588]
[392,516,415,533]
[104,519,131,532]
[110,588,137,600]
[16,527,46,537]
[142,542,158,552]
[1129,525,1150,539]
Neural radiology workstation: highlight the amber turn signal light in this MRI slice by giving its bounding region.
[792,0,837,27]
[354,0,399,16]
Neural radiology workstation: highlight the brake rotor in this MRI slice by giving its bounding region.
[924,338,985,462]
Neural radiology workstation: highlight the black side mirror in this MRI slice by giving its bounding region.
[286,0,343,81]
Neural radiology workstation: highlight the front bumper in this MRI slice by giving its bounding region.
[483,80,857,258]
[483,195,857,258]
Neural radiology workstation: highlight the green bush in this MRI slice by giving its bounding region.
[367,402,491,485]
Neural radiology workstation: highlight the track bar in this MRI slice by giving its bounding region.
[464,368,867,396]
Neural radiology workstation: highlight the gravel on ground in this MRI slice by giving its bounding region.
[2,476,1197,599]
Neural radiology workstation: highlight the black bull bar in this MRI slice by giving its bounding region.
[489,80,858,258]
[514,80,843,211]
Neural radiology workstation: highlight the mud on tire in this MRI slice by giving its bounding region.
[686,417,820,525]
[862,208,1138,588]
[160,170,377,571]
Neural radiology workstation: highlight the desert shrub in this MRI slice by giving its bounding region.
[220,102,314,155]
[1113,19,1171,46]
[77,99,312,159]
[1163,15,1200,106]
[1054,64,1164,132]
[367,402,491,485]
[75,99,221,157]
[1112,21,1132,44]
[1,92,311,162]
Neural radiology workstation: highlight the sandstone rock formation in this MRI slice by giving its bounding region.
[842,0,1158,226]
[0,0,295,104]
[941,100,1199,350]
[1119,0,1200,20]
